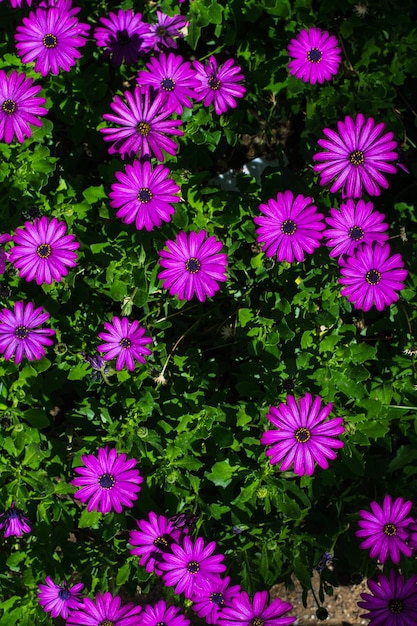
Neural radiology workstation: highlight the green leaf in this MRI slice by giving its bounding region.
[78,509,101,529]
[206,459,235,487]
[68,362,90,380]
[116,561,131,585]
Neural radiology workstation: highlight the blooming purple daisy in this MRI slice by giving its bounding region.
[0,70,47,144]
[101,86,183,161]
[159,536,226,599]
[97,316,152,371]
[339,242,408,311]
[109,160,181,231]
[141,599,190,626]
[260,393,345,477]
[358,570,417,626]
[287,27,341,84]
[254,190,325,263]
[218,591,295,626]
[313,113,398,198]
[8,0,33,6]
[324,198,389,258]
[71,446,144,514]
[93,9,150,66]
[158,230,228,302]
[129,512,182,574]
[138,53,201,114]
[192,576,241,624]
[38,577,84,620]
[15,6,90,77]
[193,56,246,115]
[0,301,55,364]
[10,216,79,285]
[66,592,142,626]
[356,495,413,564]
[0,502,31,537]
[141,10,188,51]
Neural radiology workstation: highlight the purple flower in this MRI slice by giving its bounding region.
[0,69,47,144]
[38,577,84,620]
[8,0,33,6]
[141,10,188,52]
[218,591,295,626]
[193,56,246,115]
[260,393,345,477]
[158,230,227,302]
[287,27,341,84]
[0,301,55,364]
[101,86,183,161]
[339,242,408,311]
[66,591,142,626]
[15,6,90,77]
[0,502,31,537]
[137,52,201,114]
[97,316,152,372]
[109,160,181,231]
[254,190,325,263]
[71,446,144,514]
[10,216,79,285]
[313,114,398,198]
[141,600,190,626]
[324,199,389,258]
[356,495,413,563]
[38,0,80,15]
[129,512,182,574]
[358,570,417,625]
[192,576,241,624]
[159,535,226,599]
[93,9,150,66]
[0,234,11,275]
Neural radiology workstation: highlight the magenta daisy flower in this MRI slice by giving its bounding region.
[141,600,190,626]
[109,161,181,231]
[0,301,55,364]
[356,495,413,564]
[0,502,31,537]
[129,512,182,574]
[101,86,183,161]
[287,27,341,84]
[192,576,242,624]
[193,56,246,115]
[159,536,226,599]
[313,113,398,198]
[339,242,408,311]
[8,0,33,6]
[324,198,389,258]
[66,592,142,626]
[93,9,150,66]
[71,446,144,514]
[158,230,227,302]
[358,570,417,626]
[97,316,152,372]
[254,190,325,263]
[38,578,84,620]
[142,10,188,51]
[218,591,295,626]
[0,70,47,144]
[260,393,345,477]
[10,216,79,285]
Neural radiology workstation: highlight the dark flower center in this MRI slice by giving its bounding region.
[366,269,381,285]
[8,507,19,519]
[116,29,130,45]
[154,535,169,550]
[349,150,365,166]
[15,325,29,340]
[388,599,403,614]
[43,33,58,48]
[137,188,153,203]
[250,619,264,626]
[99,473,115,489]
[138,121,150,136]
[281,219,297,235]
[187,561,200,574]
[156,26,166,36]
[348,226,364,241]
[208,76,221,90]
[185,257,201,274]
[161,77,175,91]
[156,623,166,626]
[58,588,71,600]
[2,99,17,115]
[307,48,322,62]
[383,523,397,536]
[210,592,224,606]
[120,338,131,349]
[100,621,114,626]
[295,427,311,443]
[37,243,52,258]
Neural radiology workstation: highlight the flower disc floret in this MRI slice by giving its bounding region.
[358,570,417,626]
[287,27,341,84]
[141,10,188,51]
[93,9,151,66]
[218,591,296,626]
[0,301,55,364]
[192,576,242,624]
[0,69,47,144]
[0,501,31,537]
[129,512,182,574]
[38,578,84,619]
[141,599,190,626]
[193,56,246,115]
[66,591,142,626]
[97,315,152,371]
